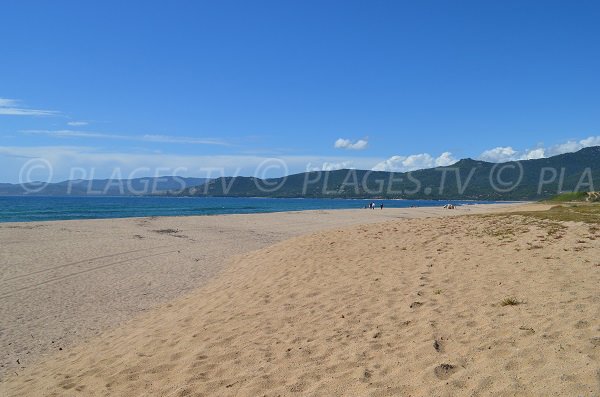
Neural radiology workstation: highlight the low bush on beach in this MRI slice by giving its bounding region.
[513,204,600,225]
[500,297,522,306]
[546,192,589,203]
[153,228,181,234]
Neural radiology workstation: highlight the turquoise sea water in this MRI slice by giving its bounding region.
[0,196,501,223]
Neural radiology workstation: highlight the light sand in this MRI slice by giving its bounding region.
[4,203,599,396]
[0,203,521,378]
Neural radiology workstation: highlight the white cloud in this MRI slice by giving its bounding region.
[334,138,368,150]
[402,154,435,169]
[0,98,17,107]
[24,130,118,139]
[543,136,600,157]
[479,146,519,162]
[67,121,89,126]
[435,151,457,166]
[478,135,600,162]
[546,141,581,156]
[579,136,600,147]
[21,129,228,146]
[523,148,545,160]
[372,152,457,172]
[0,98,60,116]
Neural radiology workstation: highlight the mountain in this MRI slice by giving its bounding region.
[0,176,207,196]
[176,147,600,200]
[3,147,598,199]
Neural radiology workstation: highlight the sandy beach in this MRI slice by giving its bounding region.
[2,202,599,396]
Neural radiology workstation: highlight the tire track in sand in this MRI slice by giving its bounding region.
[0,249,181,300]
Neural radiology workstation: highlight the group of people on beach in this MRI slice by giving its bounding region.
[362,202,456,210]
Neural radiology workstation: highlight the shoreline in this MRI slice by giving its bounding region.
[0,198,530,224]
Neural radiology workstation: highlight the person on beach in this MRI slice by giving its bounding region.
[380,203,384,210]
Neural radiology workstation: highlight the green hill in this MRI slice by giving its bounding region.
[176,146,600,201]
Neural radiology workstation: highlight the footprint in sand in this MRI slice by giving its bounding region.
[574,320,589,329]
[434,363,458,380]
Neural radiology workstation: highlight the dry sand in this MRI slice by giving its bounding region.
[0,203,518,378]
[2,203,599,395]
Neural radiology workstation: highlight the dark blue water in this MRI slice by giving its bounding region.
[0,196,499,223]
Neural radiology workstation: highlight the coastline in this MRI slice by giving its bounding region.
[0,196,527,224]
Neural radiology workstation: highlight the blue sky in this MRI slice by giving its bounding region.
[1,0,600,182]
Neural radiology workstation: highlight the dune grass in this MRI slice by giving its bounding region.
[545,192,589,203]
[500,297,522,306]
[512,203,600,225]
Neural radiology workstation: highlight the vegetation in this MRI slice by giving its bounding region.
[546,191,589,202]
[176,147,600,200]
[500,297,522,306]
[513,204,600,224]
[2,147,598,200]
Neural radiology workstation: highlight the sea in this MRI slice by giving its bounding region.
[0,196,501,223]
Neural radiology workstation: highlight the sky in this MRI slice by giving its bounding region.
[1,0,600,183]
